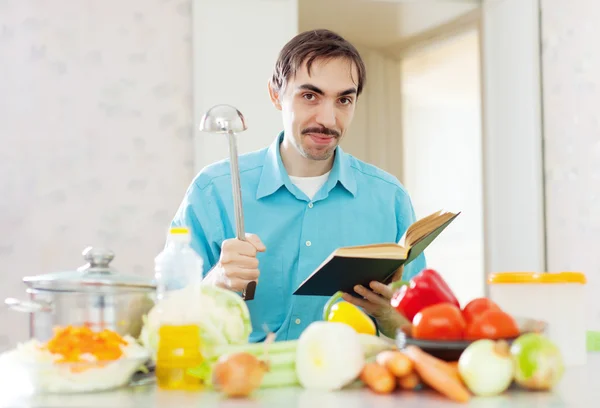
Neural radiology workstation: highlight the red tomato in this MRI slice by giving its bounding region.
[411,303,466,341]
[464,309,520,340]
[462,297,501,324]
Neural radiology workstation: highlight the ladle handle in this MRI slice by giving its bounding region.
[227,130,255,301]
[228,131,246,241]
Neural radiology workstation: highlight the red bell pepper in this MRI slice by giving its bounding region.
[390,268,460,322]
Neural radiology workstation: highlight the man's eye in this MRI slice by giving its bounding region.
[303,93,316,101]
[339,97,352,105]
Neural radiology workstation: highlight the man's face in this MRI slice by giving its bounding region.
[270,57,359,161]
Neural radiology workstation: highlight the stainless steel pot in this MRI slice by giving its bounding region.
[5,247,157,342]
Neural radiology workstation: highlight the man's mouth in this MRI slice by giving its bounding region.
[302,128,340,146]
[307,133,334,145]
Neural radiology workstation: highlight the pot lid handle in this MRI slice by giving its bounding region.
[79,247,115,274]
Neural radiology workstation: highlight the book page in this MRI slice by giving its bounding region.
[335,243,409,259]
[405,210,442,246]
[406,210,458,247]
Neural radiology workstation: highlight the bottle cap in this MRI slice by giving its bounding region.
[168,226,191,243]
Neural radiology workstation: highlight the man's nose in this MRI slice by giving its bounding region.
[315,102,336,129]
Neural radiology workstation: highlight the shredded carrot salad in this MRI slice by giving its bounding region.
[42,326,128,364]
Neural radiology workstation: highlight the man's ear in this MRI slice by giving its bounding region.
[267,80,282,111]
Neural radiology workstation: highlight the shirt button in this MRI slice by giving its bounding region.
[305,241,311,247]
[308,202,314,208]
[295,318,301,324]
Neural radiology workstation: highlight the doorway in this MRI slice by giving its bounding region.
[398,29,485,305]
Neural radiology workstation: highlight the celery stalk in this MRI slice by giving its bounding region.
[188,333,394,390]
[188,349,297,382]
[186,359,298,389]
[260,367,299,388]
[186,361,212,384]
[202,352,296,370]
[264,352,296,367]
[358,333,396,358]
[205,340,298,359]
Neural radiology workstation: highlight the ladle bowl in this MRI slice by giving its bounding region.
[199,104,247,134]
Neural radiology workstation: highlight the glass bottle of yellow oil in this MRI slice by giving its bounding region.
[154,227,205,391]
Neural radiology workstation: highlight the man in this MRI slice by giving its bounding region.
[170,29,426,342]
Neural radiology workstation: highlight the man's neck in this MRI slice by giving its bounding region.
[280,138,334,177]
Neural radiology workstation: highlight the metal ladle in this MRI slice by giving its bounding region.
[199,104,256,301]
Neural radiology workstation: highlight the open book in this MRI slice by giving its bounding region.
[293,210,460,297]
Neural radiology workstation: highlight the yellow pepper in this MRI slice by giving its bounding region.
[322,291,377,336]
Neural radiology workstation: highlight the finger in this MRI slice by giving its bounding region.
[369,281,394,300]
[245,233,266,252]
[222,238,257,257]
[225,267,260,282]
[354,285,388,307]
[341,292,378,315]
[239,256,259,270]
[238,240,259,257]
[220,252,259,269]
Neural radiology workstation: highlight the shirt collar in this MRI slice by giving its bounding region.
[256,131,357,200]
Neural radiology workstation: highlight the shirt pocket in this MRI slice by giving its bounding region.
[246,253,287,333]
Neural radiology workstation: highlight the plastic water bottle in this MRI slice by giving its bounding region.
[154,226,204,301]
[154,226,205,391]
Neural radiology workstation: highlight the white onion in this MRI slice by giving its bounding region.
[295,322,365,391]
[458,339,515,397]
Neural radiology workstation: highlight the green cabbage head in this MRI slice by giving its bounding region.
[139,284,252,360]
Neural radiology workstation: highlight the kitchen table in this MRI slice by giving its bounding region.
[2,354,598,408]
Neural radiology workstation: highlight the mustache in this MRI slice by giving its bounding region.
[302,127,340,138]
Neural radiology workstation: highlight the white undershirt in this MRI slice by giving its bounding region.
[289,171,331,200]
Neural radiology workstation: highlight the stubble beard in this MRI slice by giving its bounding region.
[297,135,339,161]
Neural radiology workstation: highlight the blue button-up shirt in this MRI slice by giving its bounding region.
[170,132,426,342]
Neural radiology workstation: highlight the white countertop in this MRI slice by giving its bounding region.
[2,354,599,408]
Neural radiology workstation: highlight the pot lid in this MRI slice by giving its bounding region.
[22,247,157,293]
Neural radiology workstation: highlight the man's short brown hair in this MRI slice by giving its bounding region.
[271,29,367,97]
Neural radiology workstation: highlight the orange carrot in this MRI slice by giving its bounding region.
[406,352,460,382]
[375,350,413,377]
[360,363,396,394]
[446,361,460,380]
[43,325,127,366]
[402,346,471,403]
[397,372,420,390]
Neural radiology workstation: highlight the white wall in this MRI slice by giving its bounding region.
[193,0,299,172]
[400,30,485,306]
[0,0,194,351]
[540,0,600,332]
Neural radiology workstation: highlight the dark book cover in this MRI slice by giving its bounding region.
[293,256,406,297]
